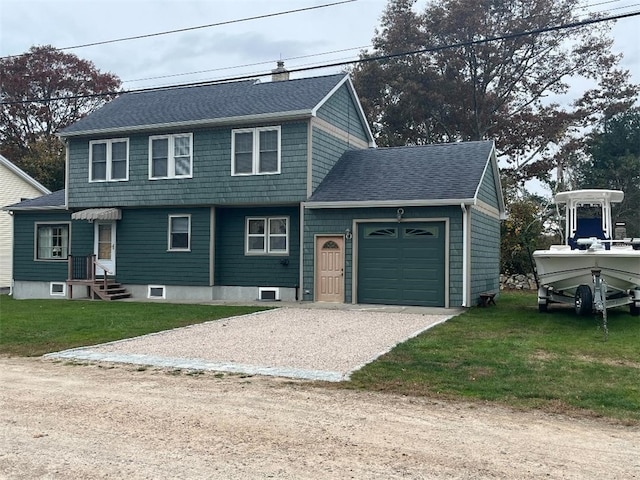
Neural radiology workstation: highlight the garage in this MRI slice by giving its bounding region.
[357,221,446,306]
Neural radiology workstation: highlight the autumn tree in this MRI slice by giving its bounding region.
[0,45,121,190]
[351,0,638,192]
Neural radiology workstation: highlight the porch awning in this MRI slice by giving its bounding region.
[71,208,121,221]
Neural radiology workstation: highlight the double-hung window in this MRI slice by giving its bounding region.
[150,133,193,179]
[89,139,128,182]
[245,217,288,255]
[232,126,280,175]
[35,223,70,260]
[168,215,191,251]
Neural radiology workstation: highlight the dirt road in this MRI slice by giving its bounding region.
[1,357,638,479]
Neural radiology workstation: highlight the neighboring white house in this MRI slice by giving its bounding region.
[0,154,51,289]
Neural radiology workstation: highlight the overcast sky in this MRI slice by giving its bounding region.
[1,0,639,95]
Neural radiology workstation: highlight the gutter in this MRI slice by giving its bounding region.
[303,198,477,209]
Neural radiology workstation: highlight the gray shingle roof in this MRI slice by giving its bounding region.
[3,189,66,210]
[307,141,495,203]
[60,74,347,136]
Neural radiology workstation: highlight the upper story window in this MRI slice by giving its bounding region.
[231,126,281,176]
[245,216,289,255]
[149,133,193,179]
[89,139,128,182]
[35,223,70,260]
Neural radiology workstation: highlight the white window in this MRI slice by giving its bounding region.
[89,139,129,182]
[35,223,70,260]
[147,285,166,299]
[232,126,281,175]
[149,133,193,179]
[50,282,66,296]
[245,217,289,255]
[168,214,191,251]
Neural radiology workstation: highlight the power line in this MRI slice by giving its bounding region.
[2,8,639,106]
[0,0,356,60]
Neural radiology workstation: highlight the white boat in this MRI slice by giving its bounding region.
[532,189,640,316]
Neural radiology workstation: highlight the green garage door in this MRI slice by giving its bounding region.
[357,221,446,306]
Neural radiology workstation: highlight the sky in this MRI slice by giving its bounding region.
[1,0,639,94]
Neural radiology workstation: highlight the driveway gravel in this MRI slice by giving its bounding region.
[45,307,456,380]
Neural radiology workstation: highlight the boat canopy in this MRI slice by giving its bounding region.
[554,189,624,205]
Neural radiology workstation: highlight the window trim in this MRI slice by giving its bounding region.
[34,222,71,261]
[231,126,281,176]
[148,133,193,180]
[89,138,129,182]
[50,282,67,296]
[167,214,191,252]
[245,216,289,255]
[147,285,166,299]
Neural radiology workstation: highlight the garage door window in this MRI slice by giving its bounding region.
[403,226,439,238]
[364,227,397,238]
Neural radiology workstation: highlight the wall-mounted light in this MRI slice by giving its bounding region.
[397,208,404,222]
[345,228,353,240]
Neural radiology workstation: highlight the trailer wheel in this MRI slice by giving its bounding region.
[631,303,640,317]
[538,301,548,313]
[575,285,593,316]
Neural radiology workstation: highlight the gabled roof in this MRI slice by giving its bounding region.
[59,74,372,139]
[0,154,51,195]
[3,189,66,211]
[306,141,502,210]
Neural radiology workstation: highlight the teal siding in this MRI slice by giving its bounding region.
[116,207,210,285]
[215,206,300,288]
[470,209,501,300]
[12,212,93,282]
[477,159,500,208]
[311,128,355,192]
[303,206,463,305]
[316,83,368,142]
[67,121,309,208]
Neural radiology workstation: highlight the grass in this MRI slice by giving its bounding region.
[346,291,640,423]
[0,295,269,357]
[2,291,639,423]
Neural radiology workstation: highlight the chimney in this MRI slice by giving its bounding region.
[271,60,289,82]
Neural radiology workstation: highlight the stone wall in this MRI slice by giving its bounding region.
[500,273,537,290]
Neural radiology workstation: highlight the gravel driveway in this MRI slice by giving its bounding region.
[45,306,456,381]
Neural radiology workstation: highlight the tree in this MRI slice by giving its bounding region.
[574,107,640,236]
[0,45,121,190]
[351,0,638,191]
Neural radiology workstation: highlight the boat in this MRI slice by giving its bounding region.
[532,189,640,316]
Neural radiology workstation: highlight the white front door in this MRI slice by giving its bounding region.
[94,222,116,276]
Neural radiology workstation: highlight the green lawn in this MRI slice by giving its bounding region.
[2,292,639,423]
[0,295,268,357]
[346,291,640,423]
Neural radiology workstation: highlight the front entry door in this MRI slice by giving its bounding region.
[315,235,344,302]
[94,222,116,276]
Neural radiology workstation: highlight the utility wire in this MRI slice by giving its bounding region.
[0,0,356,59]
[2,8,640,106]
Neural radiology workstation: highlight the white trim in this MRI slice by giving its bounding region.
[258,287,280,301]
[148,133,193,180]
[461,204,469,307]
[245,216,290,255]
[168,214,192,252]
[147,285,166,299]
[49,282,66,297]
[210,207,216,286]
[89,138,129,182]
[231,126,281,176]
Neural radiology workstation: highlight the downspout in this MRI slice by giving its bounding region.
[299,203,305,302]
[461,203,468,307]
[63,138,69,208]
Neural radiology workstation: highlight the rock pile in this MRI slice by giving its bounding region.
[500,273,537,290]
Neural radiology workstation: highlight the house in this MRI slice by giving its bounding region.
[0,154,51,290]
[5,67,505,307]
